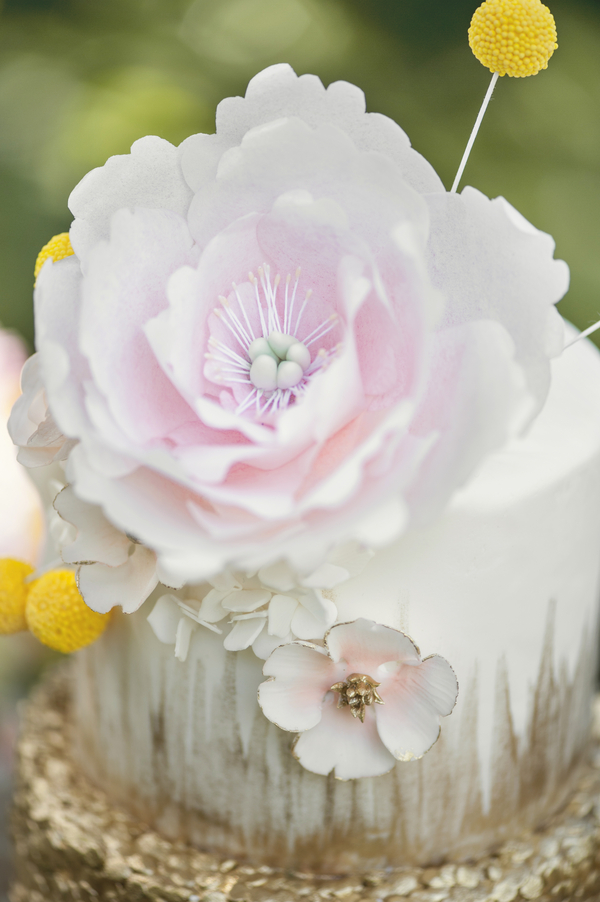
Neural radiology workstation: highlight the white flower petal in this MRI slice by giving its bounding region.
[224,616,266,651]
[293,693,396,779]
[175,616,197,662]
[222,588,271,612]
[251,628,293,660]
[197,588,228,623]
[257,560,297,592]
[267,594,298,638]
[376,655,458,761]
[77,544,158,614]
[291,591,337,641]
[258,642,337,732]
[147,594,181,645]
[54,485,131,566]
[69,136,192,262]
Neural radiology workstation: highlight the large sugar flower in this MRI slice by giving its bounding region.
[10,64,568,592]
[258,618,458,779]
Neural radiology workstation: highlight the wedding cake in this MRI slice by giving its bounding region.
[4,5,600,888]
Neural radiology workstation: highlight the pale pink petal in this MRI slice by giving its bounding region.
[224,616,266,651]
[259,642,339,731]
[376,655,458,761]
[54,486,131,566]
[267,594,298,638]
[326,618,421,672]
[293,693,396,779]
[147,594,181,645]
[80,207,198,446]
[77,544,158,614]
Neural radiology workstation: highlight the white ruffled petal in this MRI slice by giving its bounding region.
[77,544,158,614]
[251,627,293,660]
[258,560,297,592]
[222,588,271,612]
[293,693,396,779]
[267,594,298,638]
[55,485,131,566]
[224,616,266,651]
[197,588,228,623]
[291,591,336,641]
[147,594,181,645]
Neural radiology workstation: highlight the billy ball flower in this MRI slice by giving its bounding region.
[0,559,34,634]
[469,0,558,78]
[258,618,458,780]
[26,569,111,653]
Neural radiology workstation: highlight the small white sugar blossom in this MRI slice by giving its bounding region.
[54,486,158,614]
[147,543,374,661]
[258,618,458,780]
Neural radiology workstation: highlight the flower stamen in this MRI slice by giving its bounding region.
[330,672,384,723]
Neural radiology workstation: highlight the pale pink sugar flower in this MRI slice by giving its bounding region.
[258,618,458,780]
[10,64,569,597]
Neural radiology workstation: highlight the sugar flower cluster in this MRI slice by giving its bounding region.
[6,64,568,777]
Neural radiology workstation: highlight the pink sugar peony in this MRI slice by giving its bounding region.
[9,65,568,604]
[258,618,458,779]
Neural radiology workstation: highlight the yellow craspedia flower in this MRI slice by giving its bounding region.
[469,0,558,77]
[0,559,35,634]
[26,569,110,653]
[34,232,74,284]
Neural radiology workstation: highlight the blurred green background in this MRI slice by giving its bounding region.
[0,0,600,347]
[1,0,600,896]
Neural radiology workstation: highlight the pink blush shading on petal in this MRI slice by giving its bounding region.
[326,618,421,673]
[376,655,458,761]
[293,693,396,779]
[258,642,339,732]
[80,208,199,446]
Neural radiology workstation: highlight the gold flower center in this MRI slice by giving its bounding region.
[330,672,384,723]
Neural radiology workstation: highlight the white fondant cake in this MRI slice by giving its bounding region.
[5,63,598,878]
[72,330,600,871]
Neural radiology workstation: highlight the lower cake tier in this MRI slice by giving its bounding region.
[10,671,600,902]
[68,335,600,872]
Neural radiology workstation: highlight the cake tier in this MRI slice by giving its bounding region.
[72,333,600,873]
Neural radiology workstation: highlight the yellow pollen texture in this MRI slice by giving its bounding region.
[469,0,558,77]
[0,559,35,634]
[26,569,110,654]
[34,232,74,284]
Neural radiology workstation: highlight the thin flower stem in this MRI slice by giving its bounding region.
[563,318,600,351]
[451,72,499,194]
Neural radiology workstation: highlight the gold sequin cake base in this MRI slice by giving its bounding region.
[9,670,600,902]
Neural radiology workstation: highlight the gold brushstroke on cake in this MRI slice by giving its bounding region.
[71,603,598,873]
